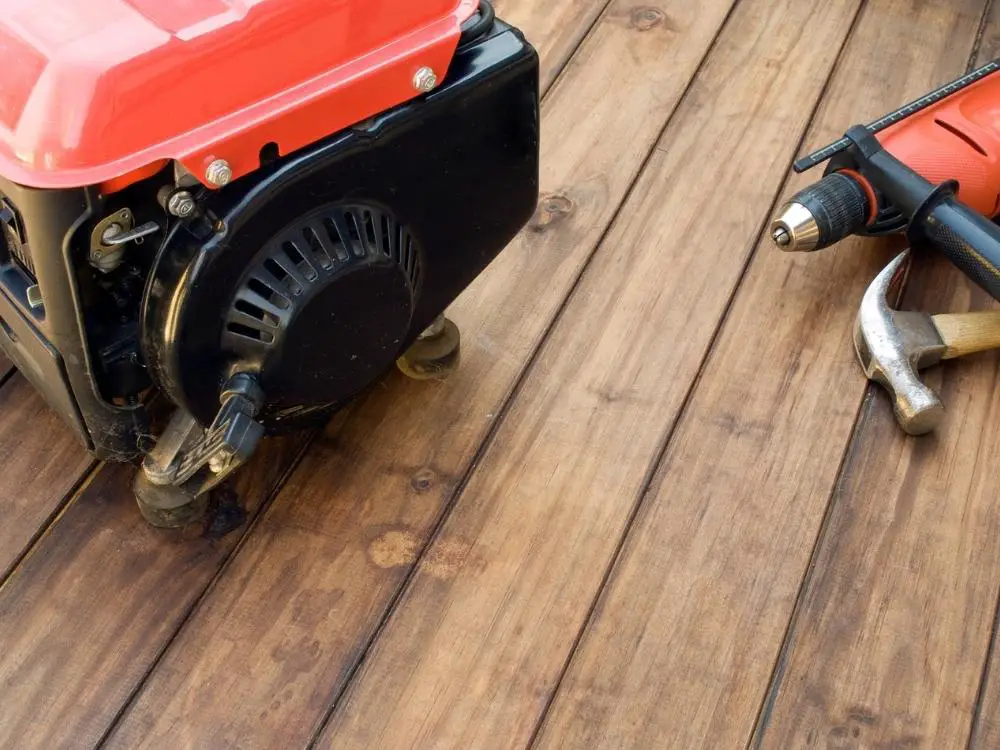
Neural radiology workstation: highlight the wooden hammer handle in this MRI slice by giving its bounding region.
[933,310,1000,359]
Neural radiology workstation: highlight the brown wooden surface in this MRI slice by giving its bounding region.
[0,433,313,748]
[105,1,747,746]
[753,13,1000,747]
[536,1,991,747]
[4,1,1000,748]
[0,374,94,581]
[316,0,864,744]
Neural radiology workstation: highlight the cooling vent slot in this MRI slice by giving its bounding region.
[223,205,421,353]
[0,198,33,280]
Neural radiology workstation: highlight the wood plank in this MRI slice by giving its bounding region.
[0,353,12,381]
[758,270,1000,750]
[0,3,631,747]
[532,1,989,747]
[494,0,611,92]
[0,374,94,581]
[101,2,746,747]
[0,431,312,748]
[309,0,866,745]
[746,10,1000,747]
[759,18,1000,749]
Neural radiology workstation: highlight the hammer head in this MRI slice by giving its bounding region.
[853,250,948,435]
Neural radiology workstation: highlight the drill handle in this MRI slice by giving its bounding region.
[845,125,1000,301]
[919,198,1000,301]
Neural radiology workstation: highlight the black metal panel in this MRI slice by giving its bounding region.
[0,181,150,460]
[0,13,538,462]
[142,20,540,428]
[0,287,88,444]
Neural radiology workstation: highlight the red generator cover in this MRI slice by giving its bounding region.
[0,0,477,191]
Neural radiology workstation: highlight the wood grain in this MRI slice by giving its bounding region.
[533,1,989,747]
[935,310,1000,359]
[757,275,1000,749]
[747,10,1000,747]
[102,2,746,748]
[0,430,311,748]
[0,375,93,581]
[494,0,611,92]
[760,15,1000,747]
[311,0,864,746]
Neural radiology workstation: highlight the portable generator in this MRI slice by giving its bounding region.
[0,0,540,528]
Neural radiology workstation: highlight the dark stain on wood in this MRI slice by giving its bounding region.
[411,468,437,493]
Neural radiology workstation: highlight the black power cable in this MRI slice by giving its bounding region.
[459,0,495,45]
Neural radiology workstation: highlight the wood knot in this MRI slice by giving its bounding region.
[529,193,573,232]
[411,468,436,493]
[630,6,665,31]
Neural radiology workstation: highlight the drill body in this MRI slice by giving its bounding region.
[773,68,1000,252]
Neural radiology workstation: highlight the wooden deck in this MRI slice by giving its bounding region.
[4,0,1000,747]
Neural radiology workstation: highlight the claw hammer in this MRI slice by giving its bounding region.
[854,250,1000,434]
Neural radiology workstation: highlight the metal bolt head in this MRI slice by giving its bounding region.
[208,453,229,474]
[413,67,438,93]
[167,191,196,217]
[205,159,233,187]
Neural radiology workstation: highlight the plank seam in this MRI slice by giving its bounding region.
[97,4,620,746]
[301,1,747,745]
[968,0,997,72]
[523,2,871,744]
[967,271,1000,750]
[747,7,993,743]
[0,459,100,590]
[0,363,16,390]
[968,572,1000,749]
[95,430,321,749]
[745,390,873,748]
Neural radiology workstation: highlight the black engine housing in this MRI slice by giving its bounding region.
[0,16,539,460]
[142,19,540,432]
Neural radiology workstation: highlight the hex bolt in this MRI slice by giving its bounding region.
[167,191,196,217]
[205,159,233,187]
[413,66,438,93]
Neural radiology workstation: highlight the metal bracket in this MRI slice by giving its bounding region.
[101,221,160,246]
[89,209,162,273]
[139,373,265,508]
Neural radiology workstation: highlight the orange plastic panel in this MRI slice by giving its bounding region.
[878,71,1000,217]
[0,0,477,190]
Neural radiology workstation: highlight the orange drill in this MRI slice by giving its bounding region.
[771,60,1000,299]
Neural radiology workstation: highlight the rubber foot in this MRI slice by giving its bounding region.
[135,493,209,529]
[396,317,461,381]
[133,472,245,535]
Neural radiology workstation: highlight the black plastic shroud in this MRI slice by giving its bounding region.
[0,17,540,459]
[142,20,541,432]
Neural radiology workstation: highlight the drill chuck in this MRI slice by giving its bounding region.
[770,171,871,252]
